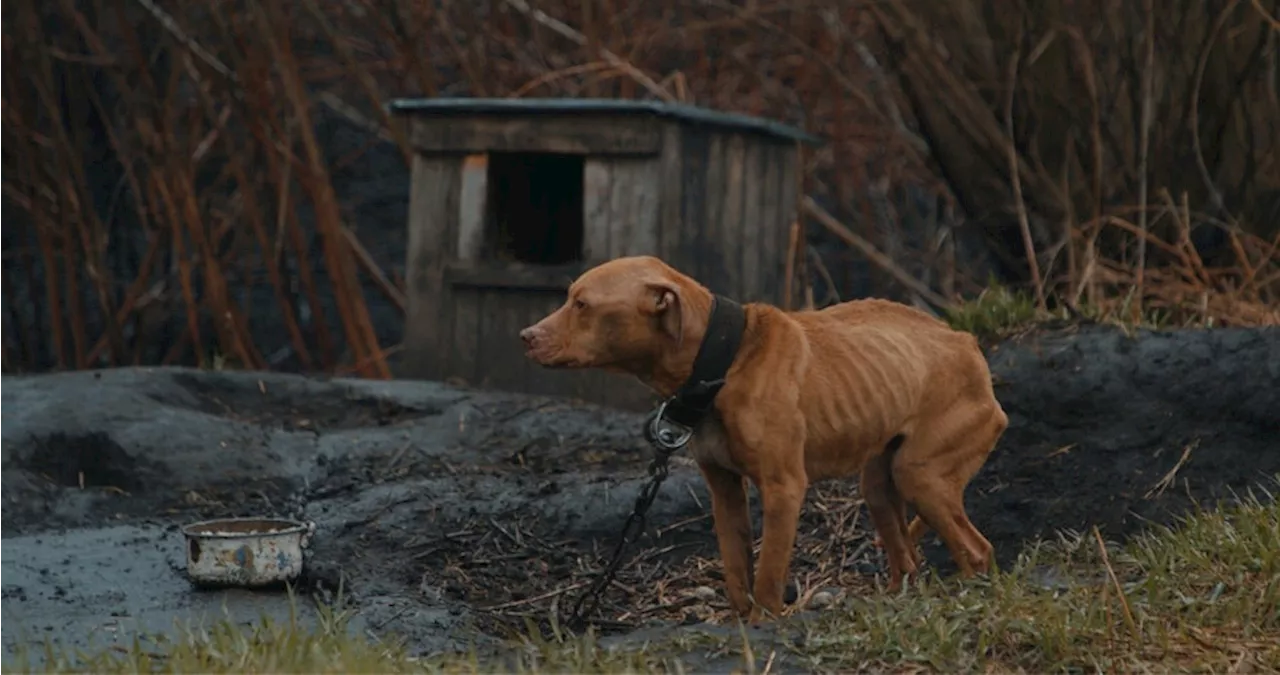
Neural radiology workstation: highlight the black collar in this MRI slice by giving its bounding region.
[648,294,747,438]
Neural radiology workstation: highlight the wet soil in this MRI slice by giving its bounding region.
[2,325,1277,670]
[969,325,1279,563]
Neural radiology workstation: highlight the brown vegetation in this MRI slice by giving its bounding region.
[3,0,1277,375]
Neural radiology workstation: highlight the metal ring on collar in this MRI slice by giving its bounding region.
[646,399,694,451]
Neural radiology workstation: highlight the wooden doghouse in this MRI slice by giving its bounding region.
[390,98,819,410]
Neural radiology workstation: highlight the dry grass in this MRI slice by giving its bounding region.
[8,483,1278,674]
[868,0,1279,311]
[343,474,885,635]
[3,0,1277,376]
[943,204,1280,342]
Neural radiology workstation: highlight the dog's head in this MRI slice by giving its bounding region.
[519,256,707,378]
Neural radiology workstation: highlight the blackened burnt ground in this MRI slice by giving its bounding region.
[1,325,1277,664]
[969,325,1279,566]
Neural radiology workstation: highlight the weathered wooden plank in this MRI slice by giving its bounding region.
[444,262,582,292]
[583,160,612,263]
[404,154,462,380]
[449,287,482,386]
[699,133,726,290]
[405,155,455,295]
[456,154,489,261]
[626,160,662,257]
[474,289,501,390]
[719,134,747,298]
[408,115,663,156]
[607,161,633,260]
[776,142,801,307]
[676,128,712,278]
[750,143,781,305]
[657,124,686,264]
[483,290,531,394]
[736,139,765,303]
[602,159,662,258]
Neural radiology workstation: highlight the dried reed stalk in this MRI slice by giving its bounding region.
[1003,44,1046,311]
[3,0,1276,376]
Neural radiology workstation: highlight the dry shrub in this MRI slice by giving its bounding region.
[0,0,927,374]
[1078,202,1279,328]
[2,0,1275,374]
[871,0,1279,324]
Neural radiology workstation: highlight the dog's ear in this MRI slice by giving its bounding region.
[645,282,686,348]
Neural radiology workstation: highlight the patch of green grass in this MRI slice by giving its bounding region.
[9,484,1278,674]
[798,486,1280,673]
[944,283,1040,341]
[944,281,1211,342]
[4,594,674,674]
[6,598,414,674]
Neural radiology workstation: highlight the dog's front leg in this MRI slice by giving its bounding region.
[699,461,754,617]
[750,465,807,622]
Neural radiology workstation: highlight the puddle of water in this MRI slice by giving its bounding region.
[1,524,346,668]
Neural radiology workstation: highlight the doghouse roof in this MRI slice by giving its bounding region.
[387,97,822,146]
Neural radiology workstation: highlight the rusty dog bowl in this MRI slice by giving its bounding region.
[181,517,315,588]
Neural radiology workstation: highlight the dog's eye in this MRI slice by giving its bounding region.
[573,298,587,310]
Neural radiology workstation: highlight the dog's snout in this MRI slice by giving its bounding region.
[519,325,539,347]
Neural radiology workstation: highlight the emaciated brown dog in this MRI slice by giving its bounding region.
[520,256,1007,622]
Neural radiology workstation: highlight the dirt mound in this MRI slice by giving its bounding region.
[12,432,163,493]
[962,325,1280,569]
[164,371,441,432]
[2,326,1277,663]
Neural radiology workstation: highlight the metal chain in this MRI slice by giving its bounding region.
[562,445,675,631]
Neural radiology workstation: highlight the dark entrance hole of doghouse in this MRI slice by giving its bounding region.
[486,152,585,266]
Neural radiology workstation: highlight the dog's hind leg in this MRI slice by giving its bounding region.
[861,442,917,591]
[873,515,929,566]
[890,404,1005,577]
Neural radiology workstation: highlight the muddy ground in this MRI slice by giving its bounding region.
[3,325,1278,670]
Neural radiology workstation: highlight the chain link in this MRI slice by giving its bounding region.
[562,445,676,631]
